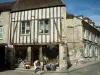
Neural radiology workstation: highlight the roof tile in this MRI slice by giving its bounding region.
[0,1,16,11]
[12,0,65,12]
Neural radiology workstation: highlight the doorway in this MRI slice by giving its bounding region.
[0,46,5,69]
[32,47,40,64]
[14,46,27,68]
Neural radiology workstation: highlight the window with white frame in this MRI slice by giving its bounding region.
[87,44,89,57]
[84,43,88,57]
[95,35,98,43]
[84,29,86,39]
[92,34,95,42]
[97,36,99,44]
[86,30,89,40]
[89,46,93,57]
[38,19,50,34]
[84,29,89,40]
[89,32,92,41]
[21,21,30,35]
[95,47,98,57]
[0,26,3,39]
[93,46,95,56]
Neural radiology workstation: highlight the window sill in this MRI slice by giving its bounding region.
[20,34,30,36]
[38,33,50,35]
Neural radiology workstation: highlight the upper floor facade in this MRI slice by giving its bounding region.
[66,14,100,49]
[82,17,100,45]
[9,0,66,45]
[0,2,15,45]
[0,0,99,47]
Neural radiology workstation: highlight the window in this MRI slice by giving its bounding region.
[89,32,92,41]
[38,19,50,34]
[95,47,98,57]
[0,26,3,39]
[84,43,88,57]
[86,30,89,40]
[89,46,93,57]
[92,34,95,42]
[21,21,30,35]
[95,35,98,43]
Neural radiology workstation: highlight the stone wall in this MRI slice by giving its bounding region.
[66,17,84,65]
[0,11,10,43]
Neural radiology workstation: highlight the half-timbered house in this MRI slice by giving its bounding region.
[10,0,68,71]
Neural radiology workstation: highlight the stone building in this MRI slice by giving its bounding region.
[96,26,100,31]
[0,1,16,68]
[66,13,100,65]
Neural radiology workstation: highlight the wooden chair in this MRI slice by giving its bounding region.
[24,61,31,69]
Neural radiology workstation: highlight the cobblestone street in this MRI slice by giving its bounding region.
[0,62,100,75]
[0,70,35,75]
[0,70,66,75]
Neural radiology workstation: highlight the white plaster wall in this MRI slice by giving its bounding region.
[0,11,10,43]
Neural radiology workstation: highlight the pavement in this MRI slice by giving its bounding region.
[15,59,100,73]
[0,60,100,75]
[67,59,100,73]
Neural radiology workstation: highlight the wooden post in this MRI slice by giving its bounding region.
[39,46,43,62]
[39,46,44,69]
[7,45,14,68]
[27,47,31,63]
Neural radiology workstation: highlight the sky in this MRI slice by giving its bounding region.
[63,0,100,26]
[0,0,100,25]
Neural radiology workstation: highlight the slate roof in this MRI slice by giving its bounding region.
[0,1,16,11]
[11,0,65,12]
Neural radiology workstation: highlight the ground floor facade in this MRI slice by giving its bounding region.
[1,41,100,71]
[68,40,100,66]
[6,43,68,72]
[0,44,14,69]
[0,45,6,69]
